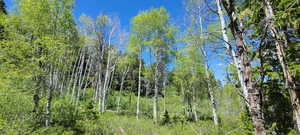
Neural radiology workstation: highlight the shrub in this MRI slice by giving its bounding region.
[52,97,79,128]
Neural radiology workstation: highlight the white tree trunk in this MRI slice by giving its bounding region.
[198,14,218,126]
[222,1,266,134]
[153,60,159,122]
[136,49,142,119]
[72,51,84,99]
[215,0,248,102]
[67,50,81,95]
[202,49,219,126]
[263,0,300,131]
[117,66,129,113]
[82,58,93,97]
[46,65,54,126]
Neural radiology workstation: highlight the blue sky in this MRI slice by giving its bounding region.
[4,0,226,82]
[73,0,184,29]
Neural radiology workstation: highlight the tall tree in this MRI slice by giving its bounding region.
[131,8,176,121]
[239,0,299,132]
[262,0,300,131]
[126,34,143,119]
[184,0,219,126]
[79,13,121,112]
[0,0,79,126]
[214,0,248,102]
[222,0,266,134]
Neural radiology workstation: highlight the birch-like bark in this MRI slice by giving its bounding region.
[101,52,111,112]
[117,66,129,113]
[94,72,99,102]
[67,50,81,95]
[71,51,84,98]
[82,57,93,98]
[96,71,103,109]
[198,14,218,126]
[215,0,248,102]
[108,64,116,90]
[222,1,266,134]
[75,51,86,102]
[99,23,117,112]
[76,55,91,104]
[192,87,198,121]
[201,48,218,126]
[136,49,142,119]
[163,76,166,114]
[45,65,54,126]
[263,0,300,131]
[145,79,150,113]
[153,59,159,122]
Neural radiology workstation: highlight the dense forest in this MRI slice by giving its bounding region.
[0,0,299,134]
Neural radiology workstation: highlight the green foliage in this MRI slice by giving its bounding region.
[31,126,75,135]
[160,110,171,125]
[131,7,176,63]
[0,88,33,134]
[52,98,79,128]
[79,101,99,120]
[240,110,254,135]
[0,0,298,134]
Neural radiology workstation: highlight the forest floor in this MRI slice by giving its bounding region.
[0,88,246,135]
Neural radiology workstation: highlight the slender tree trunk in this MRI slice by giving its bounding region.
[59,70,66,97]
[76,55,91,103]
[202,49,219,126]
[82,58,93,98]
[100,25,117,113]
[199,14,218,126]
[68,50,81,95]
[136,49,142,119]
[192,87,198,122]
[97,71,103,112]
[163,76,166,113]
[45,87,54,126]
[46,65,54,126]
[94,72,100,102]
[75,52,87,103]
[71,51,84,98]
[117,66,129,113]
[215,0,248,102]
[263,0,300,131]
[101,48,112,113]
[108,65,116,90]
[96,71,102,107]
[32,52,45,113]
[145,80,150,113]
[222,1,266,134]
[153,59,159,122]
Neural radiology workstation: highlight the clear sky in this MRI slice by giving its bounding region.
[73,0,184,29]
[4,0,226,82]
